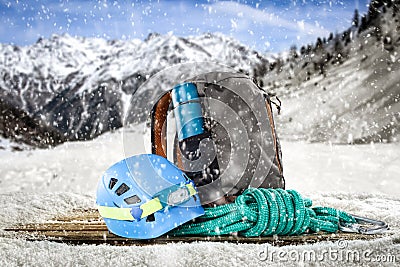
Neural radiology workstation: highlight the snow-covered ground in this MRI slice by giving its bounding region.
[0,128,399,266]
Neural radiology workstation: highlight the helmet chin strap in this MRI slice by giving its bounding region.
[98,182,197,221]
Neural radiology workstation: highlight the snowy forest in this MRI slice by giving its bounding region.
[0,0,399,266]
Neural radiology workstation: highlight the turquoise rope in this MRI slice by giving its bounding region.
[170,188,356,237]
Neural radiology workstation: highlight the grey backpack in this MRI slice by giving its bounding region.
[150,72,284,204]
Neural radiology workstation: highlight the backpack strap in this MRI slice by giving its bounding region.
[151,91,172,158]
[151,91,184,170]
[264,95,283,176]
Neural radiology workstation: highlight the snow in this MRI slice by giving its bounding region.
[1,2,399,266]
[284,141,400,197]
[0,136,30,152]
[0,127,399,266]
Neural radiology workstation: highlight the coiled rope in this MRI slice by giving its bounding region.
[171,188,356,237]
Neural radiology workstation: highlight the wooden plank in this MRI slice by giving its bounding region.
[52,209,101,221]
[6,222,108,232]
[3,208,387,246]
[19,232,381,246]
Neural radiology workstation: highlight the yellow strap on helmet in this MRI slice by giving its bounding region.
[140,198,163,218]
[98,206,135,221]
[98,183,197,221]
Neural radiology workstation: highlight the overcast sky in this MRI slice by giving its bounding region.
[0,0,370,52]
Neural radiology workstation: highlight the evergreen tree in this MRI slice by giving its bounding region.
[289,45,298,59]
[306,44,312,54]
[352,9,359,27]
[359,15,368,32]
[315,38,323,51]
[342,30,351,46]
[368,0,384,20]
[300,45,306,55]
[393,2,398,17]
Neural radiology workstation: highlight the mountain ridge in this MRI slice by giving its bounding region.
[1,0,399,148]
[0,32,268,148]
[261,0,400,143]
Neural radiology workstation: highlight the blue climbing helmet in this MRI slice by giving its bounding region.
[96,154,204,239]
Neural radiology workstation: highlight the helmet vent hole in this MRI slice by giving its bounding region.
[115,183,130,196]
[146,214,155,222]
[108,178,118,189]
[124,195,141,205]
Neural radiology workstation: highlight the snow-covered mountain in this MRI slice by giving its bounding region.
[1,0,399,148]
[262,1,400,144]
[0,32,267,148]
[0,97,65,150]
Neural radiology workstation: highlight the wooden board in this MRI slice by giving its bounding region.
[3,208,385,246]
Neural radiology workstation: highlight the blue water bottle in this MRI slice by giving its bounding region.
[171,83,220,187]
[171,83,205,141]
